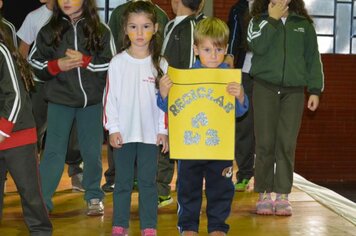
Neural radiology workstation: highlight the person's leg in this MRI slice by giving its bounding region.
[177,160,204,233]
[5,144,52,235]
[40,103,74,211]
[273,91,304,216]
[102,133,115,192]
[30,81,48,153]
[112,143,136,228]
[274,91,304,193]
[156,151,174,206]
[253,82,280,193]
[205,161,234,234]
[234,73,255,191]
[65,121,84,192]
[136,143,158,230]
[75,104,104,202]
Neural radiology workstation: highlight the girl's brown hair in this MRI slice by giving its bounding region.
[0,15,34,91]
[250,0,313,23]
[50,0,104,51]
[121,1,163,88]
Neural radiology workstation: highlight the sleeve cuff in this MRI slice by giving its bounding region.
[0,117,14,136]
[47,59,61,76]
[82,55,92,68]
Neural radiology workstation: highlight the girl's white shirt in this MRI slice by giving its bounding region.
[104,50,168,145]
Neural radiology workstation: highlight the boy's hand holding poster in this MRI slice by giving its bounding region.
[167,67,241,160]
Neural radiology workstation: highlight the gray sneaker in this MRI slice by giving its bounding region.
[87,198,104,216]
[71,173,85,192]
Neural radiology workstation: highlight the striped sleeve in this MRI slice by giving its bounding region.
[0,44,21,136]
[247,17,278,55]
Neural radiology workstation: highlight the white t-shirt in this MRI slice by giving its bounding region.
[104,51,168,145]
[17,4,53,45]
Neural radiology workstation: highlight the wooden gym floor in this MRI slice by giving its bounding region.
[1,146,355,236]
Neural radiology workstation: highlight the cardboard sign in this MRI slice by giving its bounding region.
[168,66,241,160]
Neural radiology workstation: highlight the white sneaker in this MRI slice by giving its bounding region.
[87,198,104,216]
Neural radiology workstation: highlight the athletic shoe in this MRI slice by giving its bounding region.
[112,226,128,236]
[87,198,104,216]
[141,228,157,236]
[71,173,84,192]
[158,195,173,208]
[274,194,292,216]
[256,193,274,215]
[234,178,250,192]
[102,182,115,193]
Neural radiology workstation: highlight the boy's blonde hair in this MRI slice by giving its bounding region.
[194,17,229,47]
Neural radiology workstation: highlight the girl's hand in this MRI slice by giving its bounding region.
[268,0,289,20]
[58,56,83,71]
[227,82,245,105]
[109,132,123,149]
[159,75,173,99]
[65,49,83,61]
[307,95,319,111]
[156,134,169,153]
[0,134,6,144]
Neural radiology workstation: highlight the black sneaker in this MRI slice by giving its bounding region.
[101,182,115,192]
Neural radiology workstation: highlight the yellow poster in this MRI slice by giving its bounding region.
[168,66,241,160]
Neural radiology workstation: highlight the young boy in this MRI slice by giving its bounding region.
[158,17,249,236]
[157,0,202,209]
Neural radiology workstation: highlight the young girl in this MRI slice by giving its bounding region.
[247,0,324,216]
[103,2,168,235]
[28,0,115,215]
[0,14,52,235]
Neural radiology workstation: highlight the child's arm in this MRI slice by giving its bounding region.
[103,59,121,143]
[157,74,172,113]
[0,46,22,139]
[80,26,116,78]
[307,95,319,111]
[227,82,249,117]
[157,109,169,153]
[109,132,123,148]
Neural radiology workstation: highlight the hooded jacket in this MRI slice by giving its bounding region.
[29,17,116,108]
[247,13,324,95]
[0,43,36,150]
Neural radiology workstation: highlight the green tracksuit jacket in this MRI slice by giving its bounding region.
[247,13,324,95]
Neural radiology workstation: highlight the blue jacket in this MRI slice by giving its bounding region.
[157,60,249,117]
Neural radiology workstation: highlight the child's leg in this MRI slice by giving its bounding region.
[5,144,52,235]
[274,91,304,193]
[112,143,137,227]
[253,82,280,193]
[136,143,159,229]
[40,103,75,211]
[75,103,104,202]
[157,151,174,197]
[177,160,205,233]
[205,161,234,234]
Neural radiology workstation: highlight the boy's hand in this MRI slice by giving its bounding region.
[159,75,173,99]
[109,132,123,149]
[268,0,289,20]
[224,55,234,68]
[157,134,169,153]
[227,82,245,105]
[307,95,319,111]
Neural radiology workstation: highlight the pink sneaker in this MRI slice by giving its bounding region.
[112,226,128,236]
[141,228,157,236]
